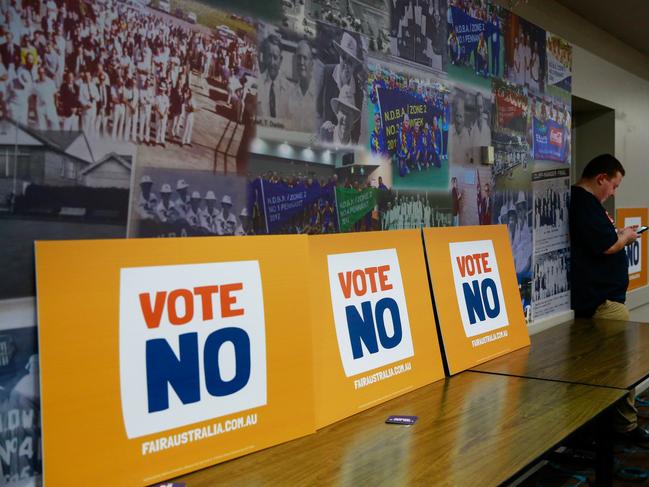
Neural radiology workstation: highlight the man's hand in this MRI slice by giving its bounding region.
[621,226,640,245]
[606,226,639,254]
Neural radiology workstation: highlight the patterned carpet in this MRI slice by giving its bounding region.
[518,394,649,486]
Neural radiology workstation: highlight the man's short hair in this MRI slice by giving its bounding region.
[582,153,625,179]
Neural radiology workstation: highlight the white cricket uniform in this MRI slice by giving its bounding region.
[7,80,31,125]
[155,93,169,144]
[182,97,195,145]
[34,77,60,129]
[216,212,238,236]
[124,86,139,142]
[137,193,158,220]
[155,200,179,223]
[199,207,220,234]
[111,85,126,140]
[78,80,99,135]
[139,86,154,142]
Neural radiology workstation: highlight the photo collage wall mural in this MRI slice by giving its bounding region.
[0,1,572,312]
[0,0,572,481]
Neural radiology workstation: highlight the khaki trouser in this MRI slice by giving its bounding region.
[614,390,638,433]
[592,300,636,431]
[593,299,630,321]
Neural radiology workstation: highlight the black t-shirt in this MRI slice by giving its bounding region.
[569,186,628,316]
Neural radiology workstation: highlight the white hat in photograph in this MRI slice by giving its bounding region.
[221,195,233,205]
[333,32,362,65]
[176,179,189,190]
[330,85,361,122]
[499,204,508,223]
[160,183,172,194]
[191,191,201,199]
[205,190,217,200]
[140,175,153,185]
[515,190,527,206]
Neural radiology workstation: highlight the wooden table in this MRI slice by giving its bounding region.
[174,371,624,487]
[472,318,649,390]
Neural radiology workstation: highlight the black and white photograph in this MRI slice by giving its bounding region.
[280,0,390,56]
[315,22,368,147]
[448,83,493,226]
[492,132,530,178]
[0,0,258,174]
[380,190,452,230]
[389,0,448,71]
[0,324,40,486]
[532,247,570,321]
[532,168,570,253]
[448,84,492,166]
[494,187,533,282]
[493,183,533,317]
[127,166,250,238]
[256,23,317,136]
[0,119,131,299]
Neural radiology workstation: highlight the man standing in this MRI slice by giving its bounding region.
[78,71,99,135]
[33,67,60,130]
[489,10,500,76]
[155,81,170,147]
[95,72,111,137]
[396,114,413,177]
[139,78,154,144]
[288,40,315,132]
[111,77,126,140]
[58,72,80,131]
[471,92,491,161]
[181,88,196,147]
[570,153,649,441]
[448,96,471,165]
[451,176,462,226]
[257,33,290,120]
[370,111,388,156]
[570,154,638,319]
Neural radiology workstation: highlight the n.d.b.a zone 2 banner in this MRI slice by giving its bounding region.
[35,235,315,486]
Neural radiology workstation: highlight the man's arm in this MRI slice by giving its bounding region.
[604,227,638,255]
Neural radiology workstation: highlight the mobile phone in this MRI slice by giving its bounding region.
[637,226,649,234]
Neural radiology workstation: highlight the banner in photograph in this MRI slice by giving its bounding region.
[35,235,315,486]
[493,79,528,135]
[450,7,497,58]
[260,179,336,233]
[309,229,445,428]
[532,117,568,162]
[336,187,377,232]
[375,87,444,155]
[422,225,530,374]
[616,207,648,291]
